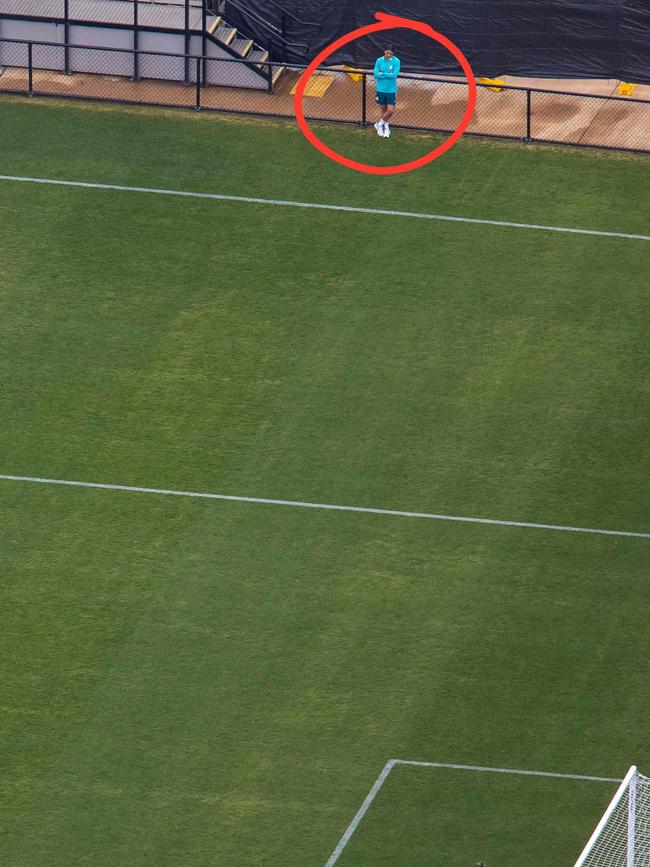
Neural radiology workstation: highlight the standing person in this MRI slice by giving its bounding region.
[373,46,401,138]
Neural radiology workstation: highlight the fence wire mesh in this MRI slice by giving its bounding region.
[0,37,648,154]
[574,770,650,867]
[0,39,29,91]
[531,89,650,152]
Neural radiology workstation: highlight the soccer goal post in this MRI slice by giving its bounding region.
[574,765,650,866]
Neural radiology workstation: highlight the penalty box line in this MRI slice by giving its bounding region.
[0,174,649,242]
[2,473,650,540]
[324,760,622,866]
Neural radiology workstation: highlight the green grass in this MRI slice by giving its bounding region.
[1,97,649,865]
[339,765,618,866]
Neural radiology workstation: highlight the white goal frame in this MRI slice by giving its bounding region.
[573,765,639,867]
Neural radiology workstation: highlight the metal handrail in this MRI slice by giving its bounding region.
[2,36,649,108]
[0,34,205,58]
[101,0,203,7]
[0,34,305,64]
[14,0,204,27]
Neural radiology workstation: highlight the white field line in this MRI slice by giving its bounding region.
[0,174,649,242]
[324,760,397,867]
[2,474,650,540]
[324,760,622,866]
[394,760,622,783]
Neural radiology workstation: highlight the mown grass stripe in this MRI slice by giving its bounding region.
[324,760,621,865]
[2,474,649,539]
[1,174,649,241]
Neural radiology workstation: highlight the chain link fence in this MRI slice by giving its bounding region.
[1,38,649,154]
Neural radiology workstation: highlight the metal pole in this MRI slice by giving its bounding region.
[28,41,33,95]
[526,88,532,141]
[574,767,636,867]
[184,0,190,83]
[201,0,207,83]
[133,0,139,80]
[627,772,637,867]
[64,0,70,74]
[361,72,367,127]
[195,56,201,110]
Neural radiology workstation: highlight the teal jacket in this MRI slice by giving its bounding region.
[373,55,401,93]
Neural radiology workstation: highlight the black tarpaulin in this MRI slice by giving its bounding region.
[222,0,650,84]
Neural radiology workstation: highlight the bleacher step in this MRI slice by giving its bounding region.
[205,12,284,90]
[213,21,236,45]
[248,48,269,66]
[230,36,253,58]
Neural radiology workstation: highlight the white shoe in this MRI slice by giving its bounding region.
[374,120,385,136]
[383,124,391,138]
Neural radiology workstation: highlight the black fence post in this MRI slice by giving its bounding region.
[133,0,139,80]
[361,73,367,126]
[195,56,201,110]
[64,0,70,74]
[201,0,207,83]
[267,38,273,94]
[184,0,191,83]
[526,88,532,141]
[28,41,33,95]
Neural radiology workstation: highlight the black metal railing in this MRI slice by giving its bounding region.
[5,0,204,80]
[0,37,649,154]
[34,0,316,68]
[24,0,204,29]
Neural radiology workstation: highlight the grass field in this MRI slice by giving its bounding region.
[1,97,650,866]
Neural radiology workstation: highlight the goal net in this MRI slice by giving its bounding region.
[574,766,650,866]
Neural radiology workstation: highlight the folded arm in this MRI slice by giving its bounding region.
[381,60,401,80]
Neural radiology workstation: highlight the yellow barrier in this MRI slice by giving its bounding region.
[343,65,365,82]
[289,75,334,98]
[618,82,637,96]
[479,77,506,93]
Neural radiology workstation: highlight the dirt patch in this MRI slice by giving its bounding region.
[532,101,581,124]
